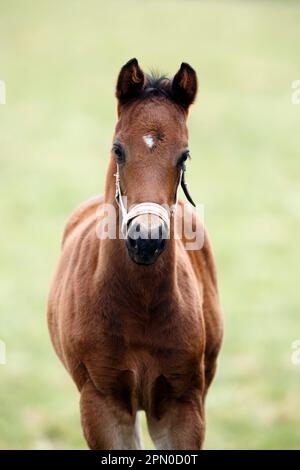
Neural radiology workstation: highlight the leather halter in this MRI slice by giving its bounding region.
[114,165,194,237]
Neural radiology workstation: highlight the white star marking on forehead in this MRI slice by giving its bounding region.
[143,134,155,149]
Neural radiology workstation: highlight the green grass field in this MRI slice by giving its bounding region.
[0,0,300,449]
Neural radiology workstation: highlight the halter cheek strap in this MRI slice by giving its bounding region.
[114,165,183,237]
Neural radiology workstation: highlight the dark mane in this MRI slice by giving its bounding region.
[116,59,197,110]
[141,72,173,100]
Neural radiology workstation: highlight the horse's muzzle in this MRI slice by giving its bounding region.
[126,214,168,265]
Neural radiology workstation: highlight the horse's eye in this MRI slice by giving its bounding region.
[177,151,190,169]
[113,144,125,164]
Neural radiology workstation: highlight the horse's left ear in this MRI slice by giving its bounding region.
[172,63,198,110]
[116,58,145,105]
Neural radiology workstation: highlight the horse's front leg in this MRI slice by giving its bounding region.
[146,388,205,450]
[80,379,143,450]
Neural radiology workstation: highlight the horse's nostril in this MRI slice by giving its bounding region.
[158,224,163,240]
[158,238,166,250]
[127,235,137,250]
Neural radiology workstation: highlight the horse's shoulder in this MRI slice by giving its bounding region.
[176,200,218,291]
[198,230,218,288]
[62,195,104,248]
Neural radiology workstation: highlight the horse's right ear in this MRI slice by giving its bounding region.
[116,58,145,106]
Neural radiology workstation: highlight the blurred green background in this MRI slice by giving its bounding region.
[0,0,300,449]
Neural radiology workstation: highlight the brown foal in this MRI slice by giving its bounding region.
[47,59,223,450]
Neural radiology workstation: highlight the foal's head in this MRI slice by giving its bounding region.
[112,58,197,265]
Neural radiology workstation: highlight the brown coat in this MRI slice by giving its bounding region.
[47,59,223,450]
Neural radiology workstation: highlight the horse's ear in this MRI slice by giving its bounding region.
[172,63,198,110]
[116,58,145,105]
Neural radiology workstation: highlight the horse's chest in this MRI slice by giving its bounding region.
[94,310,203,411]
[80,290,204,412]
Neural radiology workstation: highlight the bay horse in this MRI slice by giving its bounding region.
[47,59,223,450]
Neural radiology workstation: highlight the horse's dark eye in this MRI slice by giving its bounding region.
[177,151,190,169]
[113,144,125,164]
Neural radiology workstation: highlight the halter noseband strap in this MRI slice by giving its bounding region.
[114,165,183,237]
